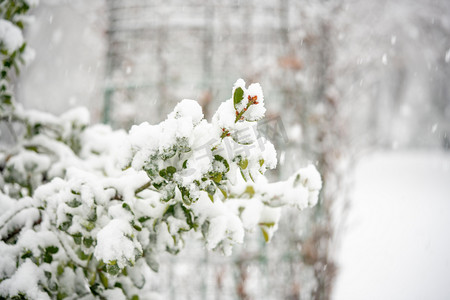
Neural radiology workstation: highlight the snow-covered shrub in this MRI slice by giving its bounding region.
[0,79,321,299]
[0,2,321,298]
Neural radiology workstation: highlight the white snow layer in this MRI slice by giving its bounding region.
[0,260,50,300]
[0,20,24,52]
[333,151,450,300]
[94,219,142,268]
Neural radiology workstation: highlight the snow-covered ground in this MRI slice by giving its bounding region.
[334,151,450,300]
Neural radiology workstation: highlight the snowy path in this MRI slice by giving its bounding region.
[333,151,450,300]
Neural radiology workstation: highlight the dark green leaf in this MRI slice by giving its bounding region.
[167,166,176,175]
[57,292,68,300]
[83,237,94,248]
[122,203,133,213]
[99,271,108,288]
[233,87,244,109]
[44,270,52,281]
[66,198,81,208]
[159,169,167,178]
[46,246,59,254]
[138,216,151,223]
[87,207,97,222]
[131,220,142,231]
[72,232,82,245]
[21,250,32,259]
[213,155,230,172]
[43,252,53,264]
[107,263,120,276]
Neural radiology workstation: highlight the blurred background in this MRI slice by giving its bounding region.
[16,0,450,299]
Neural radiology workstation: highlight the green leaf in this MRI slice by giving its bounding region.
[138,216,151,223]
[259,222,275,227]
[131,220,142,231]
[66,198,81,208]
[238,158,248,170]
[233,87,244,109]
[57,292,68,300]
[244,186,255,197]
[70,190,80,195]
[259,222,276,242]
[259,159,265,167]
[58,222,71,231]
[167,166,176,175]
[249,171,255,182]
[99,271,108,288]
[83,237,94,248]
[16,21,24,30]
[214,155,230,172]
[19,42,26,53]
[219,187,228,198]
[44,270,52,280]
[43,252,53,263]
[21,250,32,259]
[77,249,90,261]
[240,169,247,182]
[144,251,160,273]
[261,227,270,242]
[107,262,120,276]
[83,221,95,232]
[153,181,163,189]
[72,233,82,245]
[46,246,59,254]
[49,281,58,292]
[206,182,216,198]
[160,147,176,160]
[159,169,167,178]
[208,194,214,202]
[114,282,123,289]
[131,295,140,300]
[201,221,210,239]
[87,207,97,222]
[57,264,65,276]
[122,203,133,213]
[180,186,193,205]
[212,173,222,183]
[181,205,195,228]
[88,269,97,285]
[58,214,73,231]
[129,269,145,288]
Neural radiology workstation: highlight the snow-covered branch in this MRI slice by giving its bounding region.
[0,78,321,299]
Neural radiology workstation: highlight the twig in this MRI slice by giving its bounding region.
[135,181,152,195]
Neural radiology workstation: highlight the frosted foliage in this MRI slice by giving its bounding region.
[168,99,204,125]
[0,20,23,52]
[0,0,38,118]
[0,79,321,299]
[95,220,143,269]
[0,260,49,300]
